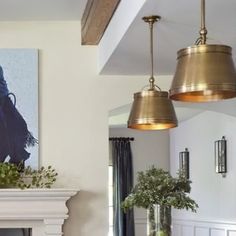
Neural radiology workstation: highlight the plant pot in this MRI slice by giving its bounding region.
[147,204,171,236]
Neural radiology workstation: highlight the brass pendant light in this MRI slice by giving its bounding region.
[128,16,178,130]
[169,0,236,102]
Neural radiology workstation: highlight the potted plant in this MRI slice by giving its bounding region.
[122,166,198,236]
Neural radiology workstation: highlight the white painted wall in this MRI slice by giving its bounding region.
[109,127,170,236]
[0,21,174,236]
[170,111,236,222]
[2,19,236,236]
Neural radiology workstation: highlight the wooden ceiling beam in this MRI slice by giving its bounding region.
[81,0,121,45]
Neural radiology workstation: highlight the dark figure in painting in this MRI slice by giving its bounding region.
[0,66,37,166]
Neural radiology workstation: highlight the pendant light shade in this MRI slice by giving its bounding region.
[170,45,236,102]
[128,90,177,130]
[128,16,178,130]
[169,0,236,102]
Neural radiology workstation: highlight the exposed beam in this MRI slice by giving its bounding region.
[81,0,121,45]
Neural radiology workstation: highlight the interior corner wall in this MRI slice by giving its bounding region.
[109,127,170,236]
[170,111,236,222]
[0,21,174,236]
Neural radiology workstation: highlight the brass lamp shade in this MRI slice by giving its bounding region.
[170,44,236,102]
[128,90,178,130]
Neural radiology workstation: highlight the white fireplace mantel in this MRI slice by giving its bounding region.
[0,188,78,236]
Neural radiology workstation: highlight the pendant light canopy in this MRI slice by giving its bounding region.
[128,16,178,130]
[169,0,236,102]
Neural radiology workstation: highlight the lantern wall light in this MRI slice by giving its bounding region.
[215,136,227,177]
[179,148,190,179]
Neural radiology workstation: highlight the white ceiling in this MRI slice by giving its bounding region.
[1,0,235,74]
[96,0,236,125]
[100,0,236,75]
[0,0,87,20]
[0,0,235,124]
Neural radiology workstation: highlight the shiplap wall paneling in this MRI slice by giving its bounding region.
[182,225,194,236]
[195,227,209,236]
[228,230,236,236]
[172,219,236,236]
[211,228,225,236]
[135,224,146,236]
[172,224,181,236]
[210,229,225,236]
[134,218,146,236]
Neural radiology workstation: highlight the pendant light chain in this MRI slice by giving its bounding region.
[149,20,155,89]
[199,0,207,44]
[143,16,161,91]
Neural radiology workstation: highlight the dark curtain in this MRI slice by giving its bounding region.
[110,138,135,236]
[22,228,32,236]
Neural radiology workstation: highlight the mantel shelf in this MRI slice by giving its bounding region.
[0,188,78,198]
[0,188,79,235]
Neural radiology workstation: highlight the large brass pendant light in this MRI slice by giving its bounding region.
[169,0,236,102]
[128,16,178,130]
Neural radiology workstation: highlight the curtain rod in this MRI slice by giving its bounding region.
[109,137,134,141]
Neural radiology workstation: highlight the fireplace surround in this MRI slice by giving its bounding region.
[0,189,78,236]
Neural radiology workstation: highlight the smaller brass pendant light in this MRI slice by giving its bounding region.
[169,0,236,102]
[128,16,178,130]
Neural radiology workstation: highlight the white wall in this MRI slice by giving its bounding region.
[170,111,236,222]
[0,21,174,236]
[3,20,235,235]
[109,127,170,235]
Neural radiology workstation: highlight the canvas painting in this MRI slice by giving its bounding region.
[0,49,38,169]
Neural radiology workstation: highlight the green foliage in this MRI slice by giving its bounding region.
[0,162,58,189]
[19,165,58,189]
[0,163,21,188]
[122,166,198,212]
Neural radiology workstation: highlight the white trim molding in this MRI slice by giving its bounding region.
[0,189,78,236]
[173,218,236,236]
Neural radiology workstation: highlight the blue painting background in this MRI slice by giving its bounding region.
[0,49,38,168]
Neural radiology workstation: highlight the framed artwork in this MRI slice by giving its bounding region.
[0,49,38,169]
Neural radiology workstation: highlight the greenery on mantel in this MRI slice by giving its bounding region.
[0,162,58,189]
[122,166,198,212]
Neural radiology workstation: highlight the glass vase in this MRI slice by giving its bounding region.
[147,204,171,236]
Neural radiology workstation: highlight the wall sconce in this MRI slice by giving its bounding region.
[179,148,189,179]
[215,136,227,176]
